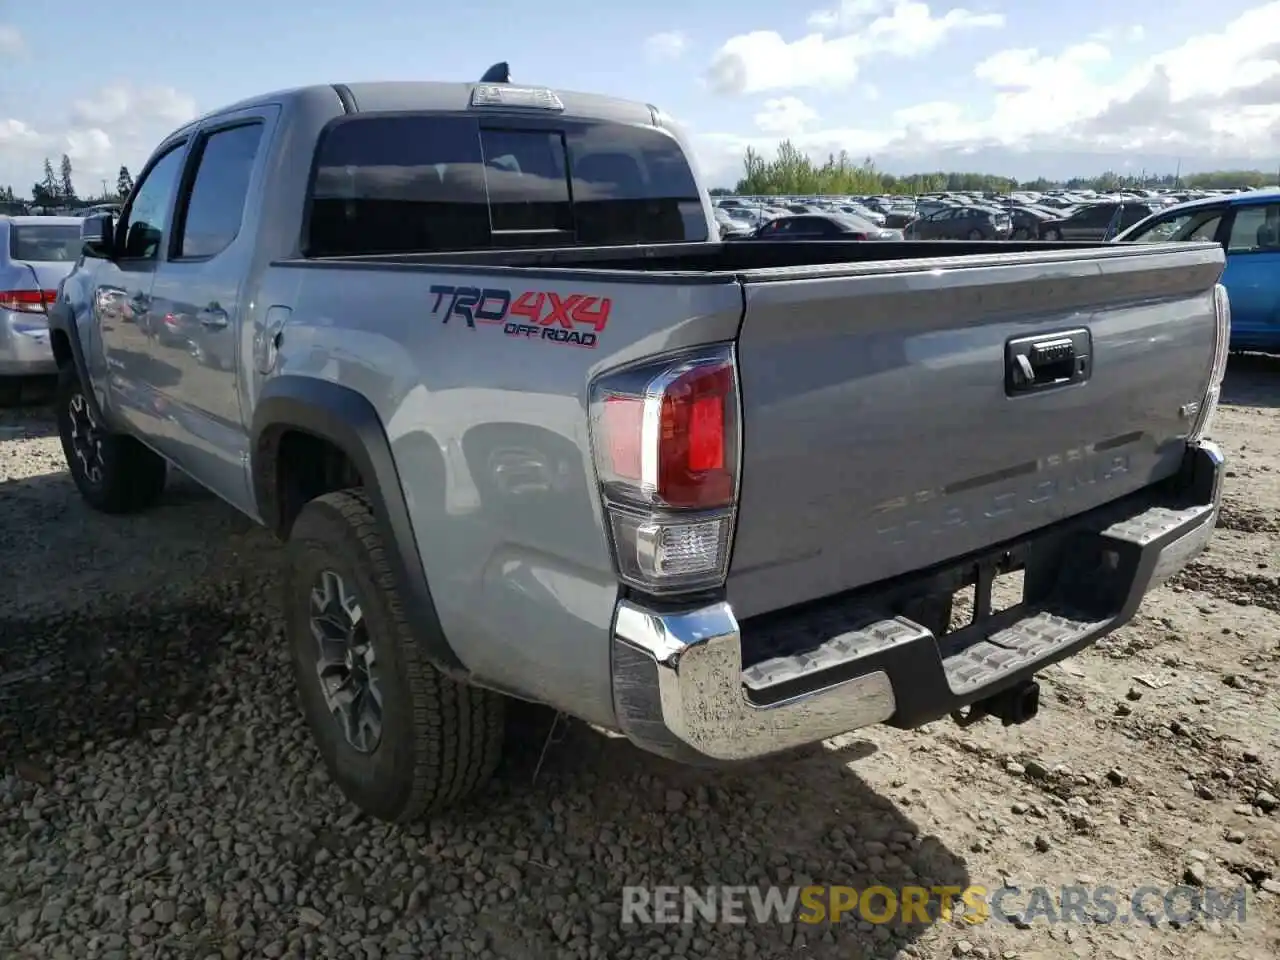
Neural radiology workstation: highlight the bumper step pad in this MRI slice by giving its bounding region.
[943,610,1104,696]
[742,615,930,693]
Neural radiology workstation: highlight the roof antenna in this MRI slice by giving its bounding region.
[479,61,511,84]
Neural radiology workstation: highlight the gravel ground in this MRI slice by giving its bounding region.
[1,358,1278,960]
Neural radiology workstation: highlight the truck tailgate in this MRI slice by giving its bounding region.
[727,243,1224,619]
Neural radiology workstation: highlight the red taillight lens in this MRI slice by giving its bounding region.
[589,346,740,594]
[849,232,868,241]
[592,351,738,510]
[658,365,732,508]
[0,290,57,314]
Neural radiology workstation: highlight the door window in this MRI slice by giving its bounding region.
[1118,205,1151,227]
[1075,205,1111,225]
[1226,204,1280,252]
[1125,209,1224,243]
[175,123,265,259]
[119,145,186,260]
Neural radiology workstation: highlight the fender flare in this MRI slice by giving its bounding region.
[45,299,108,425]
[251,376,467,676]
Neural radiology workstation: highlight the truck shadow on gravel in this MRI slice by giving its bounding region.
[416,706,975,959]
[0,603,238,776]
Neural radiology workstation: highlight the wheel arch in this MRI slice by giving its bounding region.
[46,299,108,425]
[251,375,468,676]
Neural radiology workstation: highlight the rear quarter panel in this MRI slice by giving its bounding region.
[256,263,743,724]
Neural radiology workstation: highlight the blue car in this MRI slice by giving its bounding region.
[1114,189,1280,352]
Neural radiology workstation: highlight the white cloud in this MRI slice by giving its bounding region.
[0,82,198,196]
[645,31,689,62]
[1091,24,1145,44]
[0,24,23,56]
[692,2,1280,183]
[754,97,820,135]
[707,2,1004,95]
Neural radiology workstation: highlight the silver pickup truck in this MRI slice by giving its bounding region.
[48,72,1230,823]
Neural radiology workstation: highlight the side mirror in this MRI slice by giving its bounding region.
[81,214,115,259]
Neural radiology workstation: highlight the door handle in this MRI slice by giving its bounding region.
[198,304,229,329]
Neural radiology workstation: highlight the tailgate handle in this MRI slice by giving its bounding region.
[1006,329,1091,396]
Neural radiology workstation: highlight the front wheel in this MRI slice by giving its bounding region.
[284,489,506,822]
[1011,227,1031,240]
[55,365,167,513]
[967,229,984,240]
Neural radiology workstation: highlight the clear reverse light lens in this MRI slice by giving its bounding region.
[1190,283,1231,442]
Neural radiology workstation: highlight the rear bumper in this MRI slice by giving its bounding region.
[0,309,56,376]
[611,440,1224,763]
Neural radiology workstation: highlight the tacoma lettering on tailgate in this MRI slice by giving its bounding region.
[430,285,610,349]
[873,450,1132,545]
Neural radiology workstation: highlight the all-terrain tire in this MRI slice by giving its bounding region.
[55,365,167,513]
[285,489,506,822]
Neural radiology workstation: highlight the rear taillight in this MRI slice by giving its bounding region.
[0,290,57,314]
[848,232,869,241]
[1189,283,1231,443]
[589,345,740,594]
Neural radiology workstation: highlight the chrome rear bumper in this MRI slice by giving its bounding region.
[610,441,1224,763]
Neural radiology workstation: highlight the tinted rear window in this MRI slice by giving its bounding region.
[306,114,707,256]
[9,224,81,262]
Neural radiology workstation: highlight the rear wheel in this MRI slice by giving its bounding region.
[967,229,984,240]
[284,489,506,822]
[1041,228,1062,240]
[55,365,167,513]
[1011,227,1031,240]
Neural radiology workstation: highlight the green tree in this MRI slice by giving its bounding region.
[40,157,58,201]
[732,141,1280,196]
[32,182,57,207]
[117,165,134,198]
[59,154,76,200]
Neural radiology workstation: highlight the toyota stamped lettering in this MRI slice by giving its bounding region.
[429,284,610,348]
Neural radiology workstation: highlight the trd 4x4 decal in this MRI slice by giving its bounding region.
[429,285,611,349]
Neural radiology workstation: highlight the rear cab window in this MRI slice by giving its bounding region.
[305,114,708,256]
[8,224,82,262]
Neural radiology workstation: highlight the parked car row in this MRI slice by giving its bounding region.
[712,184,1280,243]
[711,186,1280,353]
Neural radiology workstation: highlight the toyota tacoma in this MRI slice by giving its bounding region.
[48,69,1229,822]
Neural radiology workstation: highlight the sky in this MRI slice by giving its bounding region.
[2,0,1280,196]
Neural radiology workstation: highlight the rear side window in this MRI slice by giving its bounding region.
[8,224,81,262]
[306,114,707,256]
[1227,203,1280,252]
[175,123,264,259]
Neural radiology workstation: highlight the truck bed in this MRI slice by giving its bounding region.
[278,238,1154,280]
[266,237,1223,628]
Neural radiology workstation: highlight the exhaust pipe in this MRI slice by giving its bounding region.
[951,680,1041,728]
